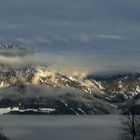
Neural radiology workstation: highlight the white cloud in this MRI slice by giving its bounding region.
[34,35,52,44]
[71,34,91,42]
[95,34,127,40]
[53,36,70,43]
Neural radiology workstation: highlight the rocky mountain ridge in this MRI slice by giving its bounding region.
[0,45,140,115]
[0,64,140,115]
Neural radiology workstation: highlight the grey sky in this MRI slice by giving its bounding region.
[0,0,140,73]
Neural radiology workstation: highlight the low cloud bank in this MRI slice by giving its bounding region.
[0,84,84,99]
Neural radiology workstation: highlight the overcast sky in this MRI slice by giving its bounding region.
[0,0,140,73]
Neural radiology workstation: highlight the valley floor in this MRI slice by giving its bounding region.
[0,115,121,140]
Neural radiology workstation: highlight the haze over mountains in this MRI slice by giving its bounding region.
[0,45,140,115]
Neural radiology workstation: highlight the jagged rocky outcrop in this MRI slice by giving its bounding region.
[0,64,101,94]
[87,74,140,102]
[0,66,140,115]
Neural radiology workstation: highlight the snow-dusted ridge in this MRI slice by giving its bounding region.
[0,64,102,94]
[0,107,56,115]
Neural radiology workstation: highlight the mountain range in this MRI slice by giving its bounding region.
[0,45,140,115]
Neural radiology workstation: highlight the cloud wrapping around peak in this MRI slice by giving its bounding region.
[0,45,38,57]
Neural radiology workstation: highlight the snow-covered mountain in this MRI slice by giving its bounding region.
[0,64,110,115]
[0,64,101,94]
[87,74,140,101]
[0,45,140,115]
[0,64,140,115]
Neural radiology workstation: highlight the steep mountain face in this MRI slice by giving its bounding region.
[0,65,35,88]
[0,64,111,115]
[0,65,140,115]
[0,64,101,94]
[0,94,117,115]
[87,74,140,102]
